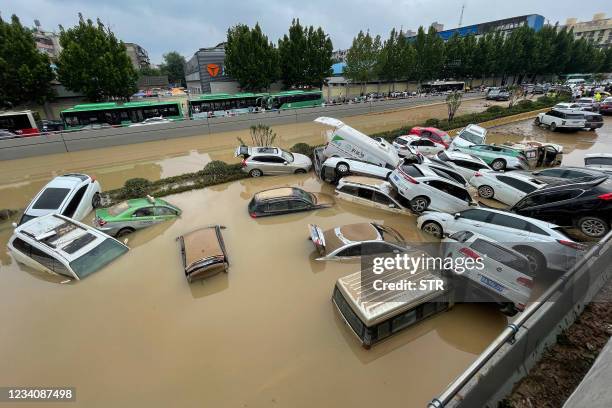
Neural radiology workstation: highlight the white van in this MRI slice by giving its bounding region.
[449,124,487,149]
[314,117,401,169]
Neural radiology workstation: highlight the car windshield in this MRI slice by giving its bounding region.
[566,113,584,119]
[32,188,71,210]
[459,130,483,144]
[281,150,294,162]
[69,238,128,279]
[373,224,404,245]
[107,201,130,216]
[293,188,315,204]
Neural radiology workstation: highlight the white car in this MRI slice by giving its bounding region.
[17,173,101,226]
[388,163,477,214]
[470,171,547,206]
[553,102,581,110]
[417,208,583,272]
[449,124,487,149]
[128,117,172,127]
[431,150,493,180]
[317,155,393,182]
[535,109,586,131]
[442,230,533,315]
[584,153,612,174]
[335,176,410,214]
[8,214,129,280]
[392,135,445,156]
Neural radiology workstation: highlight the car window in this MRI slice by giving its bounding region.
[527,223,550,236]
[497,176,537,193]
[563,170,589,179]
[289,200,310,210]
[449,231,474,242]
[538,168,566,178]
[490,213,528,230]
[515,193,547,209]
[266,200,290,212]
[154,206,177,216]
[420,140,435,146]
[32,187,71,210]
[62,184,88,218]
[394,138,407,145]
[427,180,471,201]
[357,187,374,200]
[545,190,583,203]
[470,239,529,271]
[429,167,467,185]
[338,185,359,196]
[455,159,488,171]
[372,191,393,205]
[585,157,612,166]
[337,244,361,257]
[19,241,73,278]
[134,207,154,217]
[459,209,493,222]
[362,242,396,255]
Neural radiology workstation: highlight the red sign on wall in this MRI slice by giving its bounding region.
[207,64,220,77]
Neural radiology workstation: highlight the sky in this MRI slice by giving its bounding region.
[3,0,611,64]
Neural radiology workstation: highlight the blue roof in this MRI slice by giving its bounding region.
[332,62,346,76]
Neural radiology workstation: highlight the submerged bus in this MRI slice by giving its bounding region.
[0,110,41,136]
[60,101,184,130]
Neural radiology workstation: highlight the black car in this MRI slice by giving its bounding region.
[510,177,612,238]
[40,120,64,132]
[583,112,604,131]
[529,167,608,182]
[248,187,334,218]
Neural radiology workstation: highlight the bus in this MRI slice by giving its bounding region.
[0,110,41,136]
[188,93,267,119]
[261,90,323,110]
[421,81,465,93]
[60,101,184,130]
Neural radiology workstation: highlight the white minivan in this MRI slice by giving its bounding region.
[449,124,487,149]
[314,117,401,169]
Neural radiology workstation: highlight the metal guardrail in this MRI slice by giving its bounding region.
[427,230,612,408]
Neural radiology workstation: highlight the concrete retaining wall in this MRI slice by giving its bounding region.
[445,234,612,408]
[0,94,483,161]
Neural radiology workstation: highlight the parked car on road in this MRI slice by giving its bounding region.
[94,196,181,237]
[309,222,407,260]
[235,146,312,177]
[583,112,604,131]
[600,97,612,114]
[8,214,129,280]
[535,109,586,131]
[248,187,334,218]
[417,208,582,272]
[449,124,487,149]
[128,116,173,127]
[486,88,510,101]
[575,97,600,112]
[510,176,612,238]
[392,135,445,156]
[553,102,581,110]
[433,150,493,180]
[408,126,452,148]
[335,176,410,214]
[18,173,101,226]
[178,225,229,283]
[452,144,529,171]
[470,170,546,206]
[389,163,477,213]
[584,154,612,174]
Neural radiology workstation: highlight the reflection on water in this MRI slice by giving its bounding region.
[0,174,507,408]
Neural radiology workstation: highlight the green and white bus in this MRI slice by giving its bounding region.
[60,101,184,130]
[261,90,323,110]
[188,93,268,119]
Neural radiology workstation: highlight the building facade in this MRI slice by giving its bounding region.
[32,20,61,60]
[124,43,150,70]
[185,43,238,94]
[407,14,545,41]
[561,13,612,49]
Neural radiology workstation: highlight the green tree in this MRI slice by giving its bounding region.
[446,91,462,122]
[304,26,333,88]
[57,14,137,101]
[344,30,381,93]
[225,23,279,91]
[159,51,186,86]
[413,26,444,82]
[0,14,55,108]
[377,28,404,87]
[138,66,161,76]
[398,34,417,81]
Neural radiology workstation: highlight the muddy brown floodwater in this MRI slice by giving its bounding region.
[0,102,610,407]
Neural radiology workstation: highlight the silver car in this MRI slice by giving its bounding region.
[235,146,312,177]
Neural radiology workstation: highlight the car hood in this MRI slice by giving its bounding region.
[312,193,335,206]
[292,153,312,166]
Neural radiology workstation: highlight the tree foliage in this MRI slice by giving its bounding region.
[446,91,462,121]
[57,14,137,101]
[344,31,381,91]
[159,51,186,86]
[225,23,279,92]
[0,14,55,108]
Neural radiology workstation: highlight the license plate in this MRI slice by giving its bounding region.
[479,274,505,293]
[393,174,400,181]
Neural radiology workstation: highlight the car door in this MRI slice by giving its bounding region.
[486,212,531,242]
[494,175,535,206]
[132,206,156,229]
[417,139,440,155]
[372,191,402,213]
[153,206,177,223]
[264,200,291,215]
[540,111,553,126]
[289,199,312,212]
[256,156,281,174]
[448,209,494,235]
[424,180,472,213]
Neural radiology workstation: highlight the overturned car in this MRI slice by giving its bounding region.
[178,225,229,283]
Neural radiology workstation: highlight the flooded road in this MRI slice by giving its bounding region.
[0,175,508,408]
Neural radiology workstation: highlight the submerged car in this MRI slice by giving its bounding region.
[335,176,410,214]
[18,173,101,226]
[392,135,445,156]
[94,196,181,237]
[535,109,586,131]
[408,126,452,148]
[309,222,406,260]
[178,225,229,283]
[470,171,547,206]
[235,146,312,177]
[248,187,334,218]
[452,144,529,171]
[501,140,563,167]
[8,213,129,280]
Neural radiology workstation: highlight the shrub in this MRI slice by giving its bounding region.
[516,99,535,109]
[123,178,151,198]
[486,105,504,114]
[0,209,18,222]
[536,95,555,106]
[424,118,441,127]
[201,160,242,183]
[290,142,315,157]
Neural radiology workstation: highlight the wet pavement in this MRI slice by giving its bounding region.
[0,103,610,407]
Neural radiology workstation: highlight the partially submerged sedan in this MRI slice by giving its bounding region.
[249,187,334,218]
[178,225,229,283]
[308,222,407,260]
[235,146,312,177]
[94,196,181,237]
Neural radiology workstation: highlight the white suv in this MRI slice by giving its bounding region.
[535,109,586,131]
[8,214,129,280]
[389,163,477,214]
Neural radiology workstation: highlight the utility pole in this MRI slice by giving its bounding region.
[458,4,465,28]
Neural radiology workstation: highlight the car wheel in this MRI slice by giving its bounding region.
[92,193,101,208]
[336,162,350,176]
[249,169,263,177]
[491,159,506,171]
[294,168,307,174]
[421,221,443,238]
[550,122,557,131]
[578,216,609,238]
[116,227,135,238]
[534,117,541,125]
[513,246,545,276]
[409,196,429,213]
[477,185,495,199]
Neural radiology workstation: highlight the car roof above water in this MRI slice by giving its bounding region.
[254,187,301,201]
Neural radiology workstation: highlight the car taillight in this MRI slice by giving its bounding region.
[241,159,247,168]
[516,276,534,289]
[557,239,586,251]
[399,171,419,184]
[598,193,612,201]
[459,247,481,260]
[97,218,106,226]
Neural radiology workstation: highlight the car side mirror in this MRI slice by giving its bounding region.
[283,161,289,165]
[11,222,17,228]
[454,213,461,219]
[388,203,396,208]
